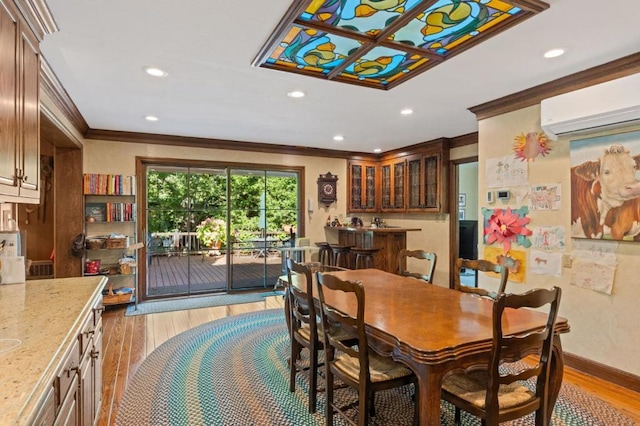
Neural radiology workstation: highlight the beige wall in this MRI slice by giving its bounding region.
[477,105,640,376]
[82,139,347,251]
[83,139,463,289]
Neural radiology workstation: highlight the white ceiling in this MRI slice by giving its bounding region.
[39,0,640,153]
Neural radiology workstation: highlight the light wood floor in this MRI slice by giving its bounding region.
[98,296,640,425]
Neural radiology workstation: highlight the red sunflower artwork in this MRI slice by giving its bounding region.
[482,206,532,253]
[514,132,551,161]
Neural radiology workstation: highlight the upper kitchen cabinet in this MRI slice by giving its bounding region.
[347,160,378,213]
[346,140,449,214]
[380,158,406,212]
[406,141,449,213]
[0,0,40,203]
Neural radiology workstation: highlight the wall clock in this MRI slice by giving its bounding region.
[317,172,338,206]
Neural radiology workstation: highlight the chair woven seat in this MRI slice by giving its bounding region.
[442,371,534,410]
[335,351,414,383]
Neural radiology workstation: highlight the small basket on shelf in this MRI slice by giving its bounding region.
[103,284,134,304]
[106,237,127,249]
[86,237,107,250]
[118,257,136,275]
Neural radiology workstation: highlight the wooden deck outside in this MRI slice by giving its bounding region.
[145,252,284,297]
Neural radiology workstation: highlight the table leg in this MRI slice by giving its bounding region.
[413,364,444,426]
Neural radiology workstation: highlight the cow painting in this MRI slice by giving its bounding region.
[571,130,640,241]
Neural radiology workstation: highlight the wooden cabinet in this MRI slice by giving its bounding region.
[0,0,40,202]
[79,315,102,425]
[380,158,406,211]
[347,161,378,212]
[49,297,103,426]
[406,146,447,212]
[346,141,449,214]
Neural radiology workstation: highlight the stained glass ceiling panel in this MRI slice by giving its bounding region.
[254,0,549,90]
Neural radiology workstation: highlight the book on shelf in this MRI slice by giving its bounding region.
[83,174,136,195]
[86,202,136,222]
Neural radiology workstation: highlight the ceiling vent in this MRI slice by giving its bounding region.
[541,73,640,140]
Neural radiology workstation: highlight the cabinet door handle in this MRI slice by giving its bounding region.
[83,328,95,337]
[22,175,28,182]
[67,364,79,377]
[91,349,100,359]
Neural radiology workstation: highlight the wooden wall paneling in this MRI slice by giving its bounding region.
[17,139,54,261]
[53,146,82,277]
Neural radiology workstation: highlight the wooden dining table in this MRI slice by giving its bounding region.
[287,268,570,426]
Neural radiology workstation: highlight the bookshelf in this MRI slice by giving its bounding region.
[83,174,138,306]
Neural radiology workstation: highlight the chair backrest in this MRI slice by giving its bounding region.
[398,249,437,283]
[316,272,370,383]
[484,286,562,420]
[285,258,316,339]
[452,258,508,298]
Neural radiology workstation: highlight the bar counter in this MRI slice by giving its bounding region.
[0,276,106,424]
[325,226,421,273]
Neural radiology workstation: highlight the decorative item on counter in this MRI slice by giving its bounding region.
[0,256,26,284]
[326,216,331,227]
[350,216,363,227]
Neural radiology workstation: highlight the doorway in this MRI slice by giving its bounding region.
[450,157,479,288]
[138,159,302,302]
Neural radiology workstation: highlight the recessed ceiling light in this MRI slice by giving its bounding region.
[333,135,344,142]
[400,108,414,115]
[145,115,159,122]
[143,66,169,78]
[373,148,382,153]
[287,90,305,98]
[543,48,565,59]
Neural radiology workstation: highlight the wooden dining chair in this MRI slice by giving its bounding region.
[441,286,562,426]
[452,258,508,298]
[398,249,437,283]
[316,272,418,426]
[284,259,349,413]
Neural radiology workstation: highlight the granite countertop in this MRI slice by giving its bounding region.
[0,276,106,425]
[325,226,422,232]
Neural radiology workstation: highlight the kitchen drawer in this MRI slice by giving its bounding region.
[78,310,96,357]
[55,338,79,409]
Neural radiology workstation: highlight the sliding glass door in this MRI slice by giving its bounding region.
[141,161,300,301]
[229,169,298,291]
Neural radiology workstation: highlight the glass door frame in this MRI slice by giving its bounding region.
[136,156,305,303]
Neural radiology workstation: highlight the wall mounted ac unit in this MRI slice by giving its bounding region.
[540,73,640,140]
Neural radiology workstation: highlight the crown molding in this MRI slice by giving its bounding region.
[40,58,89,135]
[84,129,371,160]
[470,52,640,121]
[13,0,57,40]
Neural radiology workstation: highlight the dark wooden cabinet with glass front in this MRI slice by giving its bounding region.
[348,161,378,212]
[380,158,406,212]
[406,150,443,212]
[347,141,448,214]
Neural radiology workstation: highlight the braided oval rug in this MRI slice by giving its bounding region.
[116,309,634,426]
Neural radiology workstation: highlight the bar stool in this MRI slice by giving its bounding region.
[352,247,379,269]
[315,242,333,266]
[329,244,352,269]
